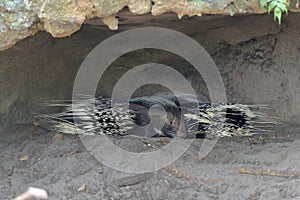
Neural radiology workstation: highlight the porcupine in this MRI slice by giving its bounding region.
[37,92,275,139]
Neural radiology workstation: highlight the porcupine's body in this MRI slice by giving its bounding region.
[37,92,274,138]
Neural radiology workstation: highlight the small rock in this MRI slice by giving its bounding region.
[13,187,48,200]
[52,132,64,141]
[77,184,86,192]
[32,121,41,128]
[19,155,29,161]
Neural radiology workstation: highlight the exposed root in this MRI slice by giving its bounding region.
[231,167,300,178]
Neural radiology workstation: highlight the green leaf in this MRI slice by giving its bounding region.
[260,0,267,7]
[274,7,282,24]
[262,0,288,24]
[277,0,288,5]
[268,1,277,14]
[277,3,288,13]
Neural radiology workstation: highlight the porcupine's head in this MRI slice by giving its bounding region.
[128,95,185,138]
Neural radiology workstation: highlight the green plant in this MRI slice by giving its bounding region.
[260,0,289,24]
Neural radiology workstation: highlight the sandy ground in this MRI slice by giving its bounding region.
[0,123,300,199]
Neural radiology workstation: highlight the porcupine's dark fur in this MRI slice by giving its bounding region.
[37,92,275,138]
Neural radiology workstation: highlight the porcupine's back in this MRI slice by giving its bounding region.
[36,93,275,138]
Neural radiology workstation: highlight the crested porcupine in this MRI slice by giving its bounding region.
[37,92,275,138]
